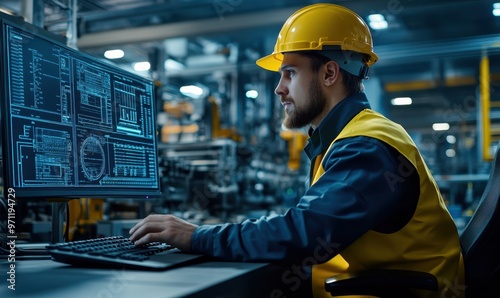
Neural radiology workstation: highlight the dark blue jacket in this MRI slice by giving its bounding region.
[191,92,419,265]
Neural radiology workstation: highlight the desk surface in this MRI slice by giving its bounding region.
[1,257,289,298]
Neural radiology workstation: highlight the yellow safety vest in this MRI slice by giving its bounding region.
[310,109,464,298]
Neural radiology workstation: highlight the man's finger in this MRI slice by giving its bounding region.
[129,221,166,242]
[129,214,166,234]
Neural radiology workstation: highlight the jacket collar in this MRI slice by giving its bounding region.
[304,92,371,160]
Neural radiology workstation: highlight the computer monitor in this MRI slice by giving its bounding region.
[0,14,161,201]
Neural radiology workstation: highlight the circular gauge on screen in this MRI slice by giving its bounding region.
[80,136,105,181]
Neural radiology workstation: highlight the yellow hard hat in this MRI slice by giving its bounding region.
[256,3,378,77]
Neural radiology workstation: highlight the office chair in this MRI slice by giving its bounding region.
[325,142,500,298]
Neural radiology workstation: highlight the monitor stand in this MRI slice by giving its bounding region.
[51,202,66,244]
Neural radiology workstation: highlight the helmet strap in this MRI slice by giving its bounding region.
[359,65,370,80]
[319,49,370,80]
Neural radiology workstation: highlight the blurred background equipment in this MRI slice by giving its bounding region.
[1,0,500,243]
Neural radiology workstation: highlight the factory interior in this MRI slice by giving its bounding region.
[2,1,500,297]
[0,0,500,252]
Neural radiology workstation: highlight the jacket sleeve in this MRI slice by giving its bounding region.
[191,137,419,264]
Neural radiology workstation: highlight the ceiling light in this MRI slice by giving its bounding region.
[391,97,412,105]
[446,149,456,158]
[367,14,388,30]
[164,59,185,71]
[245,90,258,99]
[494,3,500,16]
[432,123,450,131]
[368,14,385,22]
[133,62,150,72]
[104,49,124,59]
[446,135,456,144]
[180,85,204,99]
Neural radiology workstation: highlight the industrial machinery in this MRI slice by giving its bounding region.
[159,139,239,221]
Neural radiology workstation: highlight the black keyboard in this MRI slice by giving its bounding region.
[46,236,205,270]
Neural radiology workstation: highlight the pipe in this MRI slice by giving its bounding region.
[480,53,491,161]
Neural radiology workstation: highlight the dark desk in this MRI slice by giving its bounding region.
[1,257,294,298]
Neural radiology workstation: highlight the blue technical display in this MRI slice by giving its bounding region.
[0,17,161,199]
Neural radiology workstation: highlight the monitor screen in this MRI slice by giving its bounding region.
[0,16,161,200]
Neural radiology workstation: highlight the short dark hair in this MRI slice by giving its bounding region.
[295,51,363,96]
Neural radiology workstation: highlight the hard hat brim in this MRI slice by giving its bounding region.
[256,52,284,72]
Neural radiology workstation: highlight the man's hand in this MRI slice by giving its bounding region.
[129,214,198,252]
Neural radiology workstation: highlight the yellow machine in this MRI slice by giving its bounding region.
[161,96,241,143]
[208,96,240,141]
[67,198,104,241]
[161,100,199,143]
[279,130,308,171]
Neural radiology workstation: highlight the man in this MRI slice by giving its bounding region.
[130,4,464,297]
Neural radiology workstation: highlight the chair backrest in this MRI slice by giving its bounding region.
[460,141,500,286]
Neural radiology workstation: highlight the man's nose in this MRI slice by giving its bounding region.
[275,77,287,96]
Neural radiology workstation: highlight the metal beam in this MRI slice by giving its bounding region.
[77,7,298,49]
[21,0,44,27]
[375,34,500,66]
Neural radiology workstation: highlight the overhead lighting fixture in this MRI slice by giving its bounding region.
[446,149,456,158]
[104,49,124,59]
[164,58,185,71]
[367,14,388,30]
[180,85,204,99]
[493,3,500,16]
[133,61,150,72]
[446,135,456,144]
[432,123,450,131]
[391,97,412,106]
[245,90,258,99]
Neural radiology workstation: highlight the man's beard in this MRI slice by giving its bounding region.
[283,78,327,129]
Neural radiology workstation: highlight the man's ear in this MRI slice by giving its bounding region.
[324,61,340,86]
